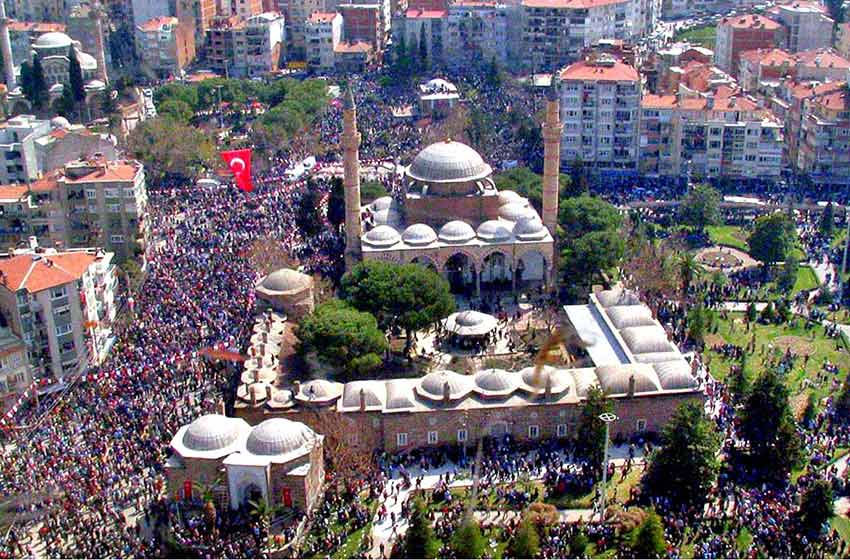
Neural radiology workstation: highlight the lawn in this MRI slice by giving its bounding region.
[704,312,850,400]
[673,25,717,48]
[707,225,749,252]
[831,515,850,546]
[794,265,820,292]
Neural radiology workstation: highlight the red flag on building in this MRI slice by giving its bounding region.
[220,149,254,192]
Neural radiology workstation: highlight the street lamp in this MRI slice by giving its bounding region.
[596,412,618,522]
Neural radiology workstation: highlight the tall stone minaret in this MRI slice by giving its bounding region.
[91,2,109,85]
[342,87,362,270]
[0,0,16,90]
[542,74,563,237]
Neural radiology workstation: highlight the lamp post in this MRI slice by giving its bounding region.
[597,412,618,522]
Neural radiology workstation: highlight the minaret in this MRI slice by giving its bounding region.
[0,0,16,90]
[91,2,109,85]
[342,87,362,270]
[542,74,563,237]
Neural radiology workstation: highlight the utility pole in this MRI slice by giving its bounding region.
[216,85,224,130]
[597,412,618,522]
[840,213,850,301]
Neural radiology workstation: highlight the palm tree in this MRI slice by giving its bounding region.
[249,498,272,542]
[678,253,704,300]
[193,478,222,527]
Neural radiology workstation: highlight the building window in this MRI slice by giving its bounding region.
[54,324,72,336]
[427,430,438,444]
[16,292,28,306]
[528,425,540,438]
[457,428,467,442]
[50,287,67,300]
[110,235,125,243]
[85,189,96,199]
[557,424,567,438]
[396,432,408,447]
[636,419,647,432]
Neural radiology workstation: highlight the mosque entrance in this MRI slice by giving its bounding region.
[444,253,475,294]
[242,483,263,506]
[481,252,511,290]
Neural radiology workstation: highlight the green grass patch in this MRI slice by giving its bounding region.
[831,515,850,545]
[707,224,749,251]
[736,527,753,554]
[704,313,850,400]
[332,523,370,559]
[673,25,717,48]
[794,266,820,292]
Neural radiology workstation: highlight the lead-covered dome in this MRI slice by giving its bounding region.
[498,190,523,205]
[246,418,317,457]
[474,368,518,396]
[183,414,241,451]
[259,268,311,293]
[402,223,437,245]
[513,217,548,240]
[416,370,472,401]
[477,220,512,242]
[364,225,400,247]
[407,140,493,183]
[438,220,475,243]
[34,31,73,49]
[371,196,395,211]
[499,203,537,222]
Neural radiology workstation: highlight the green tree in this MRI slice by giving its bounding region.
[418,25,428,69]
[746,301,758,323]
[24,55,48,110]
[19,61,33,102]
[54,83,76,117]
[68,47,85,104]
[686,304,713,348]
[360,180,388,203]
[834,374,850,423]
[777,254,799,294]
[802,392,818,428]
[559,196,624,289]
[327,176,345,228]
[678,252,704,296]
[740,369,803,481]
[560,195,623,238]
[158,98,194,123]
[508,516,540,559]
[678,183,721,234]
[341,260,455,348]
[295,299,386,378]
[748,213,797,266]
[798,479,834,536]
[643,403,720,508]
[632,511,667,558]
[493,167,573,213]
[576,386,613,470]
[450,518,486,559]
[729,354,751,404]
[819,201,836,239]
[403,497,440,559]
[126,117,216,180]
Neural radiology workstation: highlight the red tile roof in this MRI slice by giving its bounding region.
[719,14,782,30]
[334,40,373,53]
[64,162,141,184]
[785,80,844,100]
[812,86,850,111]
[795,48,850,69]
[0,252,98,293]
[405,8,447,17]
[7,21,65,33]
[559,58,639,81]
[522,0,626,7]
[138,16,178,32]
[0,185,30,202]
[739,47,795,66]
[641,94,678,109]
[308,11,338,23]
[29,171,61,193]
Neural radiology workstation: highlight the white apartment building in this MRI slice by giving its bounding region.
[443,2,511,68]
[0,244,117,385]
[306,12,343,70]
[771,2,833,53]
[0,115,51,185]
[559,55,642,171]
[288,0,327,58]
[207,13,286,78]
[135,16,196,78]
[0,323,30,415]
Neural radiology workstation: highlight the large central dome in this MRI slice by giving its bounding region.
[407,140,493,184]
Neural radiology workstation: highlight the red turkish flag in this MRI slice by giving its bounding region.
[221,149,254,192]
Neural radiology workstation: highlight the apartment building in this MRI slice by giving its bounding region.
[176,0,219,47]
[399,8,446,62]
[131,0,172,27]
[136,16,197,78]
[714,14,784,74]
[443,1,511,68]
[218,0,264,17]
[338,3,382,49]
[837,22,850,61]
[0,323,30,415]
[0,116,51,186]
[796,84,850,183]
[559,55,641,171]
[206,13,285,78]
[737,48,795,92]
[522,0,635,71]
[287,0,326,58]
[775,80,844,172]
[770,1,833,53]
[0,244,117,384]
[305,12,342,70]
[640,91,784,179]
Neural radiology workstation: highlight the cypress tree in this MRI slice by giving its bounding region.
[403,497,439,559]
[30,55,48,110]
[68,47,86,103]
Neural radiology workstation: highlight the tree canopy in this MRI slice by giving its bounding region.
[327,177,345,228]
[576,386,614,470]
[294,299,387,378]
[559,196,624,291]
[403,497,440,559]
[678,183,721,233]
[632,511,667,558]
[797,479,834,537]
[126,117,216,180]
[68,47,85,103]
[748,213,797,266]
[493,167,575,213]
[508,516,540,558]
[450,518,486,559]
[643,402,721,508]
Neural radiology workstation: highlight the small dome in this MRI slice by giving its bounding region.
[438,220,475,243]
[371,196,395,211]
[402,223,437,245]
[386,380,416,410]
[341,381,385,409]
[606,305,656,329]
[653,360,698,391]
[595,364,662,395]
[246,418,316,457]
[477,220,512,242]
[595,287,640,307]
[513,217,548,240]
[49,83,64,93]
[364,225,400,247]
[519,366,573,395]
[34,31,73,49]
[260,268,311,293]
[571,369,600,397]
[498,190,523,205]
[371,208,401,226]
[296,379,344,403]
[50,116,70,129]
[620,326,673,355]
[499,203,537,222]
[455,310,489,327]
[417,370,471,401]
[424,78,457,92]
[77,51,97,70]
[183,414,241,451]
[474,368,518,396]
[407,140,493,184]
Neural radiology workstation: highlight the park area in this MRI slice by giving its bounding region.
[673,25,717,48]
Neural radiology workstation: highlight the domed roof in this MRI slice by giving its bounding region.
[499,203,537,222]
[402,223,437,246]
[519,366,574,395]
[386,379,416,410]
[595,364,662,395]
[416,370,472,401]
[49,83,64,93]
[477,220,512,242]
[259,268,311,294]
[653,360,698,391]
[407,140,493,184]
[424,78,457,92]
[606,305,656,329]
[34,31,73,49]
[474,369,518,396]
[438,220,475,243]
[296,379,344,403]
[620,326,674,355]
[246,418,317,457]
[84,80,106,91]
[371,196,395,211]
[456,310,489,327]
[371,208,401,226]
[595,286,641,308]
[50,116,70,129]
[77,51,97,70]
[341,381,386,410]
[183,414,241,451]
[498,190,523,205]
[513,217,548,240]
[364,225,400,247]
